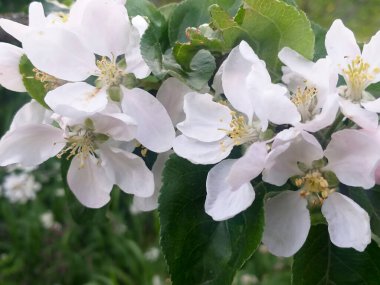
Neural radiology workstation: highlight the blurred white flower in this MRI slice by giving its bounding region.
[144,247,160,262]
[40,211,61,230]
[2,172,41,204]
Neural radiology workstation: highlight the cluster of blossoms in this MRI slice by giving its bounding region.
[0,0,379,258]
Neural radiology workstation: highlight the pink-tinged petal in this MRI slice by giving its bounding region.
[68,155,113,208]
[156,77,192,125]
[92,112,137,142]
[222,41,255,120]
[173,135,232,165]
[362,30,380,83]
[22,27,97,81]
[263,191,310,257]
[0,19,28,42]
[0,124,65,167]
[227,142,267,189]
[205,159,255,221]
[361,97,380,113]
[45,83,108,118]
[177,92,232,142]
[325,20,361,69]
[121,87,175,153]
[0,43,26,92]
[322,192,371,251]
[263,129,323,186]
[132,151,172,212]
[339,98,378,130]
[99,147,154,198]
[10,100,52,130]
[325,129,380,189]
[296,94,340,132]
[28,2,46,28]
[70,0,131,57]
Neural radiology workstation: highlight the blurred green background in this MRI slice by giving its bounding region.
[0,0,379,284]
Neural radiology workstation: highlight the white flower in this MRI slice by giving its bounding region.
[0,43,26,92]
[261,130,371,256]
[0,101,156,208]
[40,211,61,230]
[2,172,41,204]
[279,47,339,132]
[325,19,380,129]
[324,128,380,189]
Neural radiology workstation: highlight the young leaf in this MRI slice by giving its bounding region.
[159,155,265,285]
[240,0,315,80]
[293,224,380,285]
[19,55,49,109]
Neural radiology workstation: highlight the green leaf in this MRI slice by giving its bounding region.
[60,158,108,225]
[159,155,265,285]
[159,3,178,21]
[292,224,380,285]
[126,0,167,32]
[312,22,327,60]
[19,55,49,108]
[168,0,243,45]
[348,186,380,237]
[240,0,314,80]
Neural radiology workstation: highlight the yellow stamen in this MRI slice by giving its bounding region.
[96,57,124,87]
[291,86,318,122]
[297,170,335,205]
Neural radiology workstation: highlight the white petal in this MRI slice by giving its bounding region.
[156,77,192,125]
[322,192,371,251]
[71,0,131,57]
[362,30,380,83]
[361,97,380,113]
[227,142,267,189]
[262,191,310,257]
[205,159,255,221]
[325,19,361,69]
[22,27,97,81]
[325,129,380,189]
[339,98,378,130]
[263,129,323,186]
[92,112,137,142]
[132,151,172,212]
[121,87,175,153]
[0,124,65,167]
[67,155,113,208]
[0,43,26,92]
[173,135,232,165]
[278,47,314,80]
[99,146,154,198]
[222,41,255,120]
[28,2,47,28]
[131,16,149,37]
[45,83,108,118]
[10,100,51,130]
[0,19,29,42]
[177,92,232,142]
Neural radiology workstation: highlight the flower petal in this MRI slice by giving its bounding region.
[132,151,172,212]
[361,97,380,113]
[227,142,267,189]
[322,192,371,251]
[263,129,323,186]
[173,135,232,165]
[22,27,97,81]
[28,2,47,28]
[262,190,310,257]
[45,82,108,118]
[67,154,113,208]
[99,146,154,198]
[222,41,255,120]
[156,77,192,125]
[10,100,52,130]
[362,30,380,83]
[324,129,380,189]
[0,124,65,167]
[121,87,175,153]
[70,0,131,57]
[325,19,361,70]
[339,98,378,130]
[177,92,232,142]
[0,43,26,92]
[0,19,29,42]
[205,159,255,221]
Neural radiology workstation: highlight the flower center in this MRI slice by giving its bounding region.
[96,57,124,87]
[33,68,64,91]
[296,170,334,205]
[291,86,318,122]
[57,129,97,168]
[342,56,380,101]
